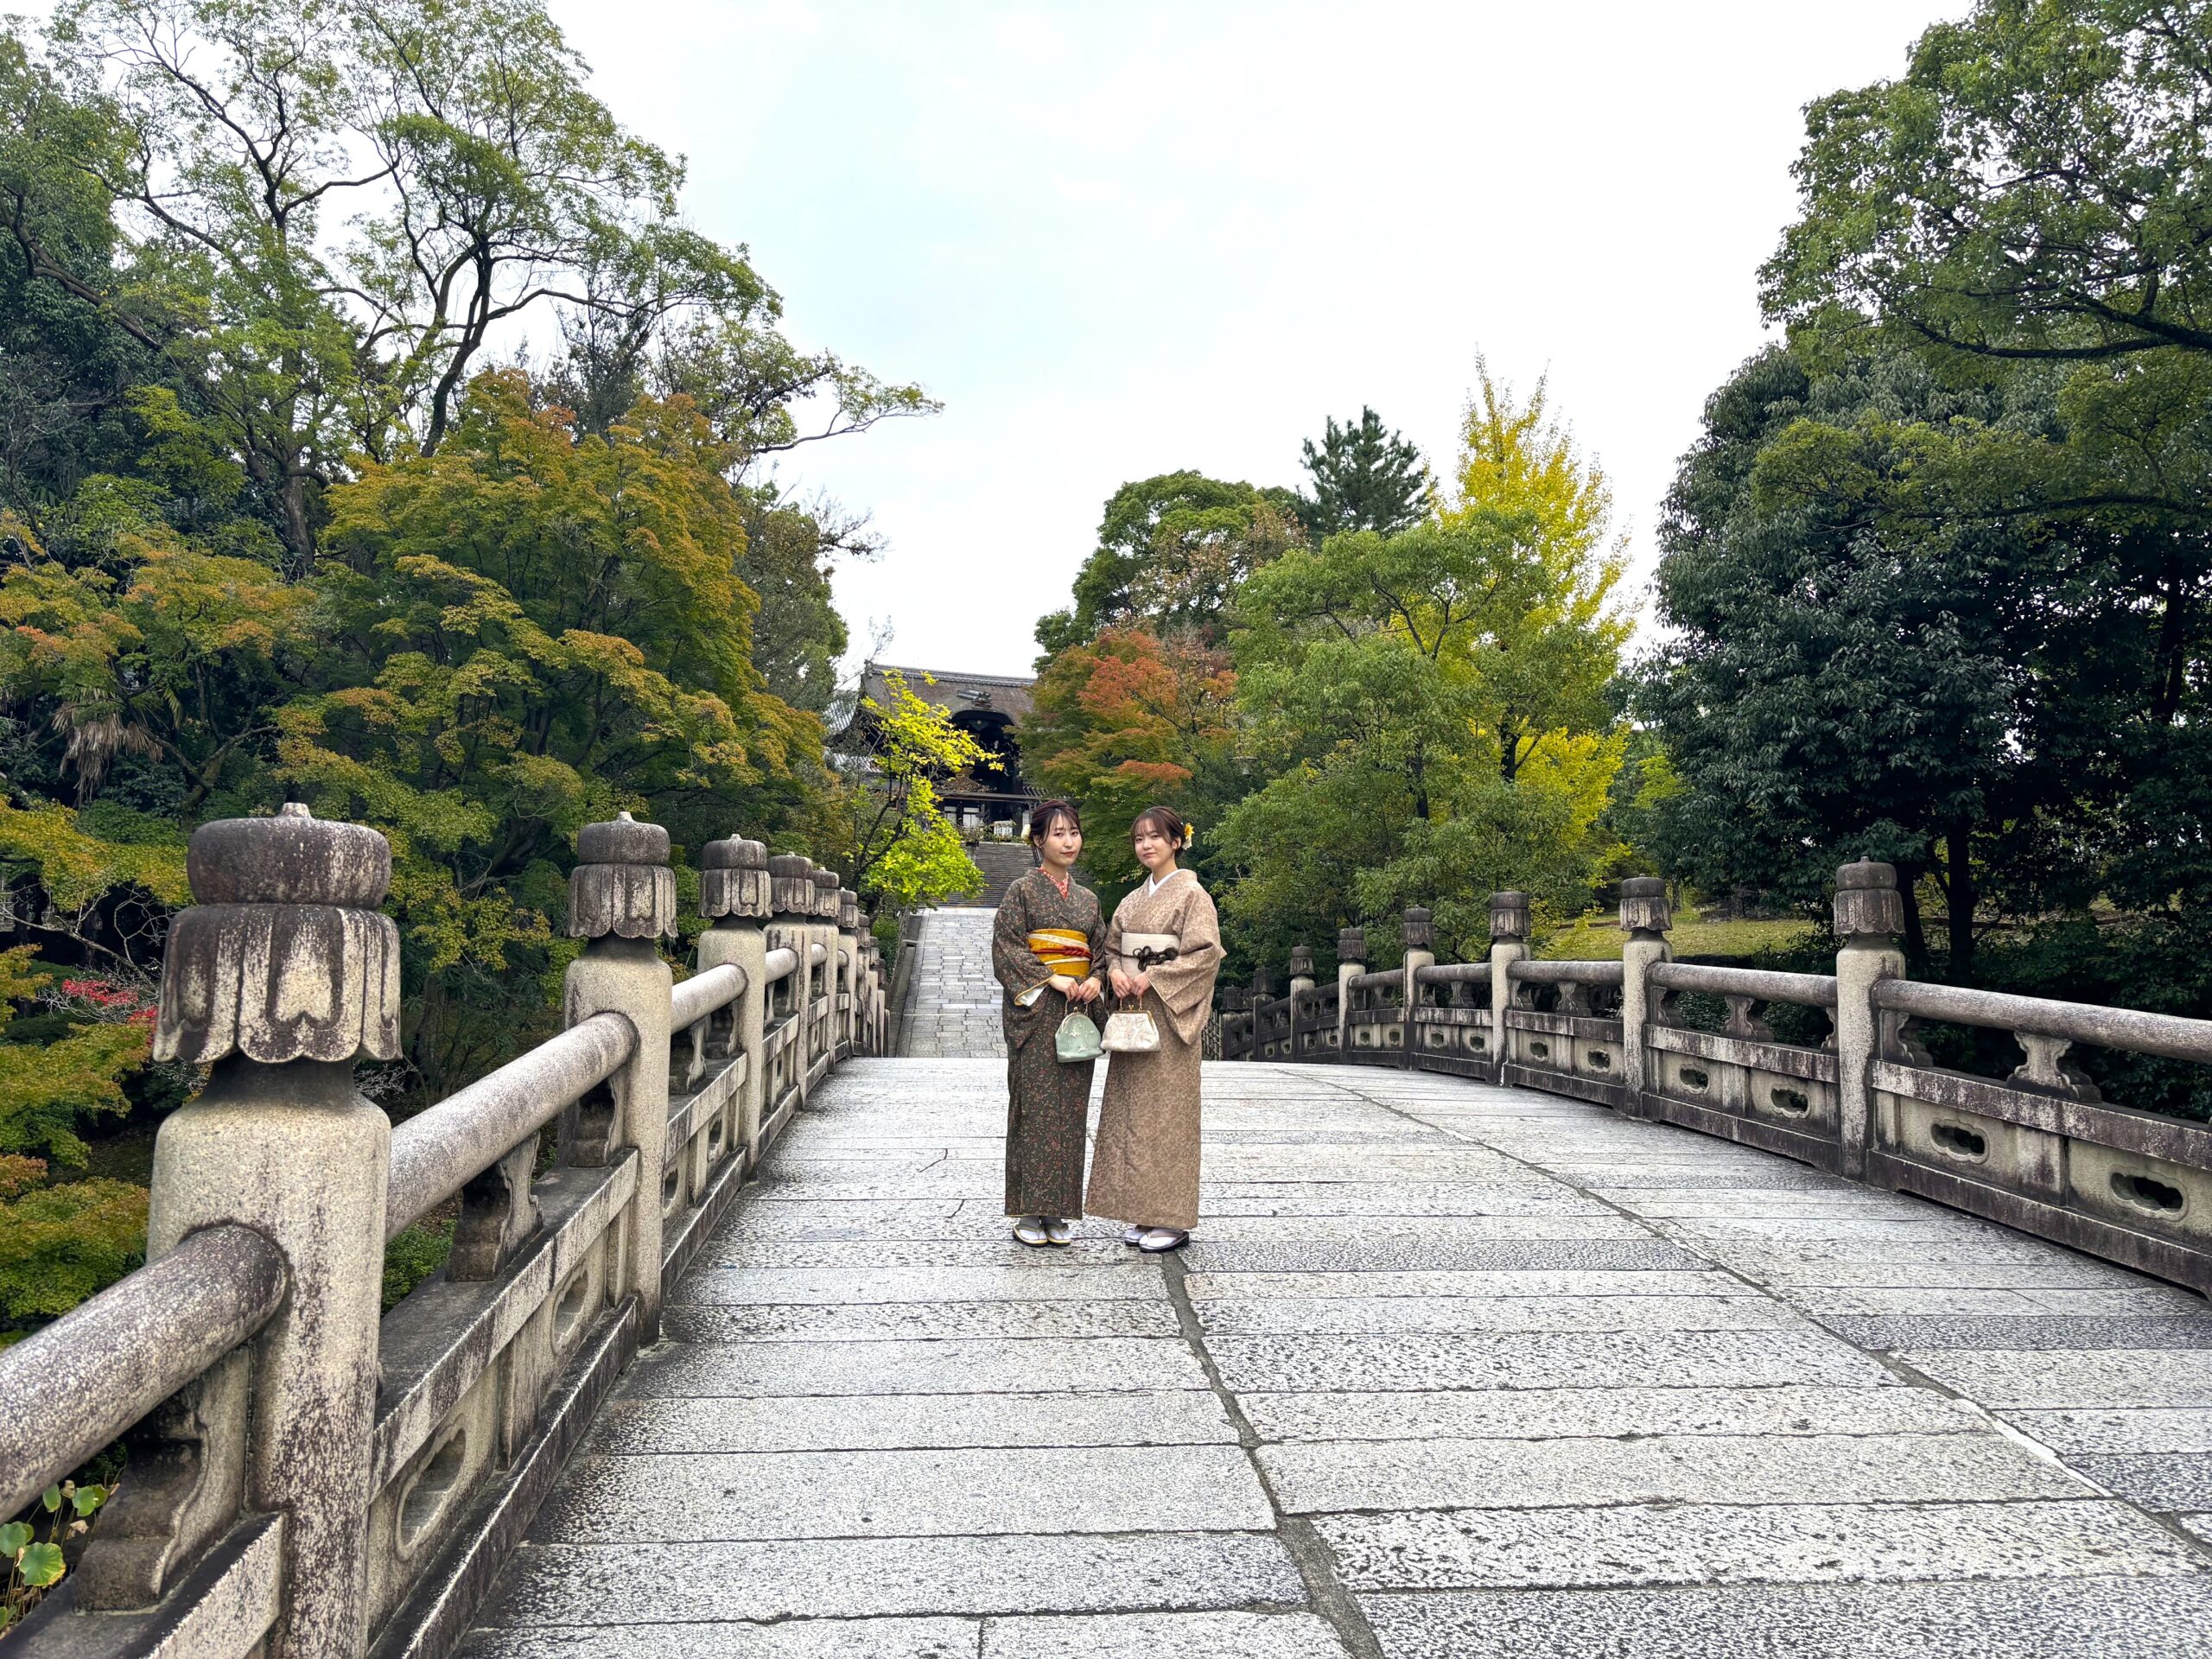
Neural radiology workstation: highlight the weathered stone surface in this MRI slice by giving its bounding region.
[1240,1385,1986,1444]
[1318,1498,2198,1591]
[1207,1330,1898,1393]
[535,1445,1274,1540]
[1179,1238,1709,1274]
[1184,1268,1736,1300]
[461,1618,976,1659]
[566,813,677,939]
[1821,1314,2212,1351]
[1359,1576,2212,1659]
[2009,1407,2212,1453]
[1260,1430,2093,1514]
[1194,1293,1792,1338]
[156,803,403,1064]
[1904,1349,2212,1408]
[677,1263,1168,1305]
[699,836,770,920]
[981,1612,1350,1658]
[2065,1452,2212,1512]
[588,1389,1237,1455]
[621,1336,1207,1397]
[477,1533,1306,1624]
[662,1298,1182,1342]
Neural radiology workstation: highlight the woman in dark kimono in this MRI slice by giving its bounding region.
[991,799,1106,1247]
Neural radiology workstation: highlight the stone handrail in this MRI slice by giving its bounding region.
[1510,959,1625,986]
[1222,866,2212,1301]
[0,1224,287,1519]
[1874,976,2212,1065]
[385,1013,637,1241]
[4,810,889,1659]
[1650,960,1838,1007]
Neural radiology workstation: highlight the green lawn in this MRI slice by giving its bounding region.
[1540,909,1817,963]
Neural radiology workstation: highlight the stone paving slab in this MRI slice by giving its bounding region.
[588,1389,1239,1455]
[1241,1384,1988,1443]
[467,1057,2212,1659]
[661,1298,1184,1342]
[1206,1329,1900,1392]
[537,1444,1275,1541]
[1194,1292,1797,1337]
[1260,1430,2094,1513]
[1822,1313,2212,1351]
[1185,1268,1742,1299]
[981,1611,1350,1658]
[1905,1348,2212,1408]
[622,1335,1207,1397]
[1318,1497,2199,1590]
[675,1263,1168,1305]
[1358,1576,2212,1659]
[477,1531,1306,1625]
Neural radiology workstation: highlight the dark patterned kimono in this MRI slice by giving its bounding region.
[992,868,1108,1217]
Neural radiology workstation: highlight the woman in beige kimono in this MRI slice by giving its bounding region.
[1088,805,1222,1252]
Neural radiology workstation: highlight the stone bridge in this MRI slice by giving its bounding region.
[10,825,2212,1659]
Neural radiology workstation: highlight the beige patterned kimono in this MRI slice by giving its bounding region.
[1086,868,1222,1230]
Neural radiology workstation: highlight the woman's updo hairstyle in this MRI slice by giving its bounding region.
[1028,799,1082,848]
[1130,804,1189,853]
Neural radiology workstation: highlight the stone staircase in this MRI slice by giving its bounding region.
[894,907,1005,1058]
[947,839,1035,907]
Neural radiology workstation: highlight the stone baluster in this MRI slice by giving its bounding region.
[1488,891,1531,1076]
[810,868,842,1071]
[563,811,676,1341]
[1834,860,1905,1180]
[767,855,816,1103]
[1336,925,1366,1059]
[1402,906,1435,1066]
[137,803,399,1658]
[839,888,863,1058]
[1618,876,1673,1116]
[699,835,770,1160]
[1287,944,1315,1059]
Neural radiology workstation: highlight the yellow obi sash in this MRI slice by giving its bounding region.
[1029,928,1091,976]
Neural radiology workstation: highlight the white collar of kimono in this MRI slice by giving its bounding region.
[1145,868,1187,898]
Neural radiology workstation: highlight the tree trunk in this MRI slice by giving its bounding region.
[1944,823,1976,982]
[1897,864,1929,975]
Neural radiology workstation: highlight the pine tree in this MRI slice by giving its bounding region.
[1297,407,1427,537]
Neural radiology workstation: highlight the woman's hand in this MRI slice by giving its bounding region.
[1130,971,1151,999]
[1068,976,1102,1005]
[1109,967,1137,999]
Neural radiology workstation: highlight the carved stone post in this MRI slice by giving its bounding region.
[767,855,815,1105]
[838,888,863,1058]
[144,804,398,1659]
[1402,906,1435,1066]
[1835,859,1905,1179]
[699,835,769,1160]
[1287,945,1315,1060]
[1618,877,1673,1116]
[563,812,675,1342]
[1488,892,1531,1078]
[810,868,841,1076]
[1336,925,1366,1061]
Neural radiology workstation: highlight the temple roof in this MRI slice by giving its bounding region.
[857,663,1034,723]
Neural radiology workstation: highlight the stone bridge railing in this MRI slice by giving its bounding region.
[0,806,887,1659]
[1221,863,2212,1299]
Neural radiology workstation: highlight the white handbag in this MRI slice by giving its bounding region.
[1103,931,1177,1052]
[1100,1002,1160,1052]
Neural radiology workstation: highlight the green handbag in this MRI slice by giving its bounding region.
[1055,1007,1103,1063]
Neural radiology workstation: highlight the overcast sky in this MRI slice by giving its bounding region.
[554,2,1958,678]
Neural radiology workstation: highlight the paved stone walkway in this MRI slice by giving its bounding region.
[464,1061,2212,1658]
[897,908,1004,1058]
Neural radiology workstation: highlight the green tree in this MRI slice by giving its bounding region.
[1217,371,1629,964]
[1020,627,1238,903]
[1035,472,1304,654]
[821,671,986,913]
[1294,405,1427,537]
